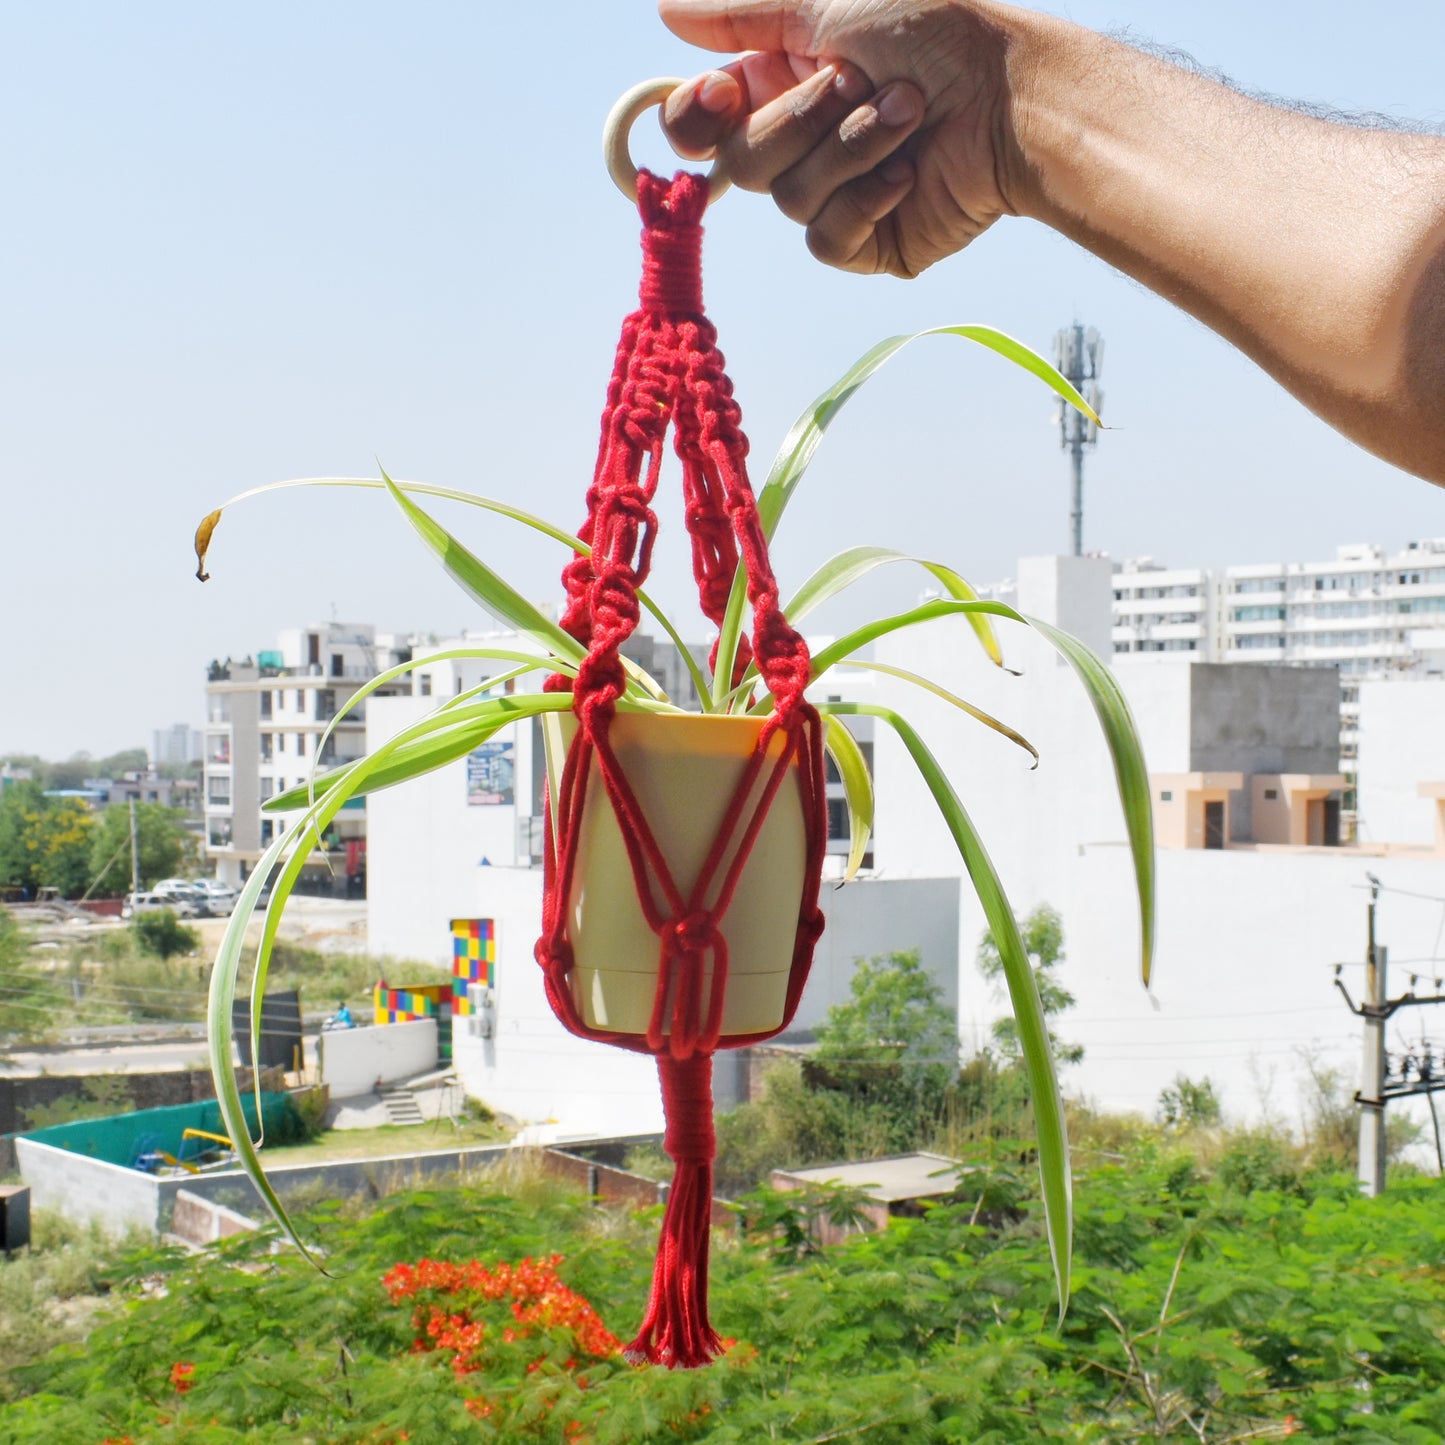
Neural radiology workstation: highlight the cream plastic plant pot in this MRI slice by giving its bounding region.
[541,710,808,1038]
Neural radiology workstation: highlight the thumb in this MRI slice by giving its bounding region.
[657,0,812,54]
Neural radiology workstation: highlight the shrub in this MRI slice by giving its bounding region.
[131,909,199,961]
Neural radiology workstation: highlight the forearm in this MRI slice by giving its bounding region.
[995,5,1445,483]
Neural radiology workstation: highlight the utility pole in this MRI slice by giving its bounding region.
[1358,876,1387,1195]
[1334,872,1445,1192]
[129,797,140,897]
[1052,323,1104,556]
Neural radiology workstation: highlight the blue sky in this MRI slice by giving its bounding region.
[2,1,1443,759]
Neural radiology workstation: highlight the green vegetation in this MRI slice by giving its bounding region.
[4,1149,1445,1441]
[0,922,449,1043]
[0,1211,149,1404]
[131,908,201,962]
[0,780,192,899]
[87,800,194,896]
[0,748,149,793]
[0,907,70,1045]
[977,903,1084,1067]
[258,1114,510,1166]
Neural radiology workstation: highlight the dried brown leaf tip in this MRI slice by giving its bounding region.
[195,509,222,582]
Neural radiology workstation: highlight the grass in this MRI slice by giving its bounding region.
[0,911,450,1041]
[258,1115,511,1167]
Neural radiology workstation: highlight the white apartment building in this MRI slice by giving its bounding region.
[202,623,415,890]
[1105,540,1445,773]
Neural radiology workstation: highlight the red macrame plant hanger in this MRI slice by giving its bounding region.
[534,164,828,1367]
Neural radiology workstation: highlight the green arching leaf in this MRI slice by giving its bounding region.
[305,647,566,806]
[808,599,1022,681]
[784,546,1005,670]
[711,566,752,712]
[1024,615,1156,988]
[840,660,1040,769]
[193,473,711,706]
[209,678,570,1264]
[208,823,338,1270]
[758,325,1099,546]
[822,715,874,883]
[271,693,581,812]
[379,469,586,666]
[825,701,1072,1317]
[715,325,1095,691]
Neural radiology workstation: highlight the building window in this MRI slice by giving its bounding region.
[259,778,274,801]
[261,819,274,845]
[259,734,273,761]
[296,733,306,758]
[295,689,305,712]
[1159,790,1173,802]
[418,673,433,697]
[331,652,344,678]
[1263,788,1278,800]
[260,691,272,720]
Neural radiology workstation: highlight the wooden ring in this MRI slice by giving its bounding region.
[603,77,731,205]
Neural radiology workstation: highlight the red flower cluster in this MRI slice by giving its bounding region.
[383,1254,621,1378]
[384,1256,615,1440]
[169,1362,195,1394]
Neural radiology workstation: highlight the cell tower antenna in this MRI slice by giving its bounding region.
[1052,323,1104,556]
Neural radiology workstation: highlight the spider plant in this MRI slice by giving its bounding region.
[198,324,1154,1315]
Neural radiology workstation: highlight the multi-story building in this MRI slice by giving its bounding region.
[202,623,415,890]
[151,723,203,770]
[1103,539,1445,777]
[1219,541,1445,765]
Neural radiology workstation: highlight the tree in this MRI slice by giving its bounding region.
[0,781,95,897]
[1157,1073,1223,1129]
[87,802,191,895]
[811,949,959,1120]
[976,903,1084,1067]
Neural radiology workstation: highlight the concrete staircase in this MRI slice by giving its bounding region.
[378,1084,426,1127]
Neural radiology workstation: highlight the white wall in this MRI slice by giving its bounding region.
[319,1018,438,1098]
[866,578,1445,1137]
[1041,846,1445,1137]
[16,1140,162,1235]
[1356,676,1445,847]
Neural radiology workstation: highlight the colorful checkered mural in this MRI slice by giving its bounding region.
[372,983,451,1026]
[450,918,496,1015]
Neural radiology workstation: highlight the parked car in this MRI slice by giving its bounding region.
[121,891,199,920]
[190,878,241,915]
[153,878,240,917]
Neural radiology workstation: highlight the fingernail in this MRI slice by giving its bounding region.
[876,83,919,127]
[831,61,871,104]
[879,156,913,184]
[698,71,735,113]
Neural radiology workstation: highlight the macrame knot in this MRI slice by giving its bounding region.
[638,171,707,319]
[599,489,656,533]
[660,1052,717,1161]
[667,910,722,959]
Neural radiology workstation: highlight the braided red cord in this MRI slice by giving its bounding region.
[535,170,827,1367]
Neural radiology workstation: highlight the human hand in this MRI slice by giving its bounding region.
[658,0,1025,277]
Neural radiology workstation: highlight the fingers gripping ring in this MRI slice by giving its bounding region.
[604,77,731,206]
